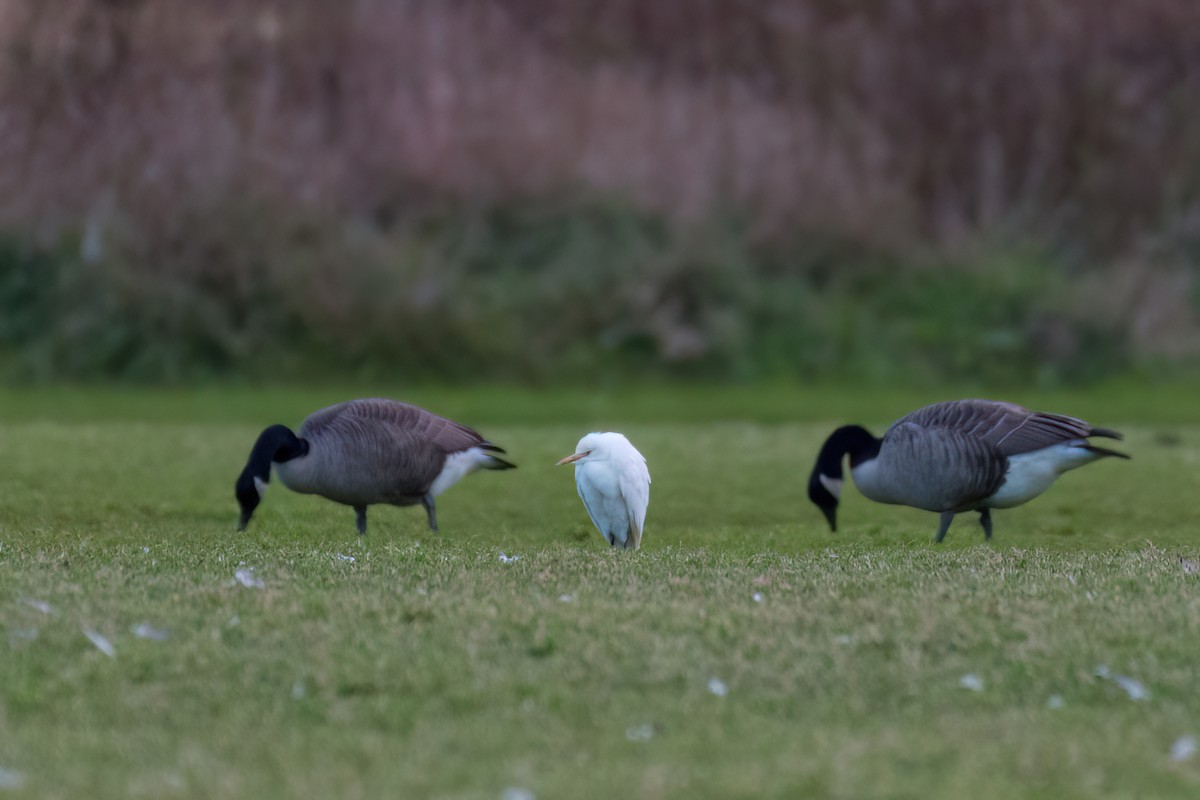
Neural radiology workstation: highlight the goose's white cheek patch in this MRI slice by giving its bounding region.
[819,475,844,499]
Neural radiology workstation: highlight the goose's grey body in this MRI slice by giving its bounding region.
[236,399,515,534]
[809,399,1128,541]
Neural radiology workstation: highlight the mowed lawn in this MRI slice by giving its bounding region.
[2,385,1200,799]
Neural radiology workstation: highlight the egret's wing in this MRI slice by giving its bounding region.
[576,473,606,535]
[617,451,651,549]
[575,463,631,547]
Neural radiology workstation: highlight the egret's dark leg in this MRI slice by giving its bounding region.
[978,508,993,540]
[422,494,438,532]
[935,511,955,543]
[355,505,368,536]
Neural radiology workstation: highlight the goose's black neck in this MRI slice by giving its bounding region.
[816,424,881,476]
[243,424,309,479]
[235,424,309,531]
[807,425,880,532]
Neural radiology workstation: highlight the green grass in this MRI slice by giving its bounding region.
[2,385,1200,798]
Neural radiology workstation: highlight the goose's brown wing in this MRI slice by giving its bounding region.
[299,399,494,496]
[303,399,499,454]
[890,399,1116,457]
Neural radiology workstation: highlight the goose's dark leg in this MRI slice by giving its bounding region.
[422,494,438,532]
[978,508,993,540]
[355,505,367,536]
[935,511,956,543]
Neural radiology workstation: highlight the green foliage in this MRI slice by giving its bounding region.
[0,389,1195,798]
[0,207,1136,386]
[822,250,1128,385]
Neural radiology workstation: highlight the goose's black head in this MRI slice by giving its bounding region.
[235,472,264,531]
[236,424,309,531]
[807,424,880,532]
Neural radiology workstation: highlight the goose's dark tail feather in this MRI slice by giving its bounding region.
[1090,426,1123,440]
[485,454,517,470]
[1083,443,1130,460]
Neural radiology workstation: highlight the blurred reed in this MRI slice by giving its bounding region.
[0,0,1197,382]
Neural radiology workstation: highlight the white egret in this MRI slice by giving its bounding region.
[556,432,650,550]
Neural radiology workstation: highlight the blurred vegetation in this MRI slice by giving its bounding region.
[0,206,1132,385]
[0,0,1198,385]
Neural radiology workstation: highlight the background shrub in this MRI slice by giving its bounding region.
[0,0,1196,383]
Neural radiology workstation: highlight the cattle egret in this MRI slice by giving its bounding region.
[236,399,515,535]
[556,432,650,550]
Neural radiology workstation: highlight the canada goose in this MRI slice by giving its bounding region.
[556,432,650,550]
[808,399,1129,541]
[235,399,516,534]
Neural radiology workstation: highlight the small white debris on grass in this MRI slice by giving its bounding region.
[1094,664,1151,701]
[83,628,116,658]
[131,623,169,641]
[752,592,764,603]
[1181,557,1200,575]
[1115,675,1151,701]
[292,681,306,700]
[1171,735,1198,762]
[0,766,24,790]
[1047,694,1065,710]
[8,628,39,646]
[142,546,150,554]
[626,723,655,742]
[501,788,535,800]
[234,567,265,589]
[834,634,857,646]
[21,599,54,615]
[959,673,985,692]
[558,594,574,603]
[335,553,356,563]
[707,677,729,697]
[499,552,520,564]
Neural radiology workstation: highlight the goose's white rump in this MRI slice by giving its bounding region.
[556,432,650,550]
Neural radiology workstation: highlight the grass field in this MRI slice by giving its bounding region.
[2,384,1200,799]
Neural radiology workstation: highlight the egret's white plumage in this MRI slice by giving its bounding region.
[556,432,650,550]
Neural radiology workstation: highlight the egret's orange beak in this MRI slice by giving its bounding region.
[555,451,589,466]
